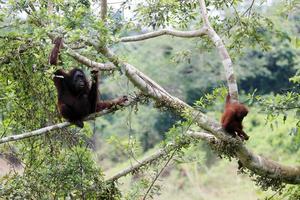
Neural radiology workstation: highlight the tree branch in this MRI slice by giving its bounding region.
[120,28,208,42]
[242,0,255,16]
[142,149,177,200]
[0,122,70,144]
[199,0,239,102]
[116,0,239,102]
[107,146,169,182]
[0,97,139,144]
[65,46,115,71]
[100,0,108,21]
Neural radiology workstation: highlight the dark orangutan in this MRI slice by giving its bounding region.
[50,37,128,128]
[221,94,249,140]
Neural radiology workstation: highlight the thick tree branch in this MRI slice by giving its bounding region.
[192,131,300,184]
[120,28,208,42]
[192,132,300,184]
[0,97,139,144]
[236,147,300,184]
[198,0,239,101]
[98,47,222,131]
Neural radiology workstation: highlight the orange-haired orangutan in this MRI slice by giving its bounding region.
[221,94,249,140]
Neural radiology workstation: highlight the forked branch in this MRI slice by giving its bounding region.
[117,0,239,101]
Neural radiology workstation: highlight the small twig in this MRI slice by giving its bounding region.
[142,149,177,200]
[267,189,281,200]
[242,0,255,16]
[141,108,200,199]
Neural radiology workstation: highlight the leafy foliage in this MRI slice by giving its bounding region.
[134,0,198,29]
[0,146,120,199]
